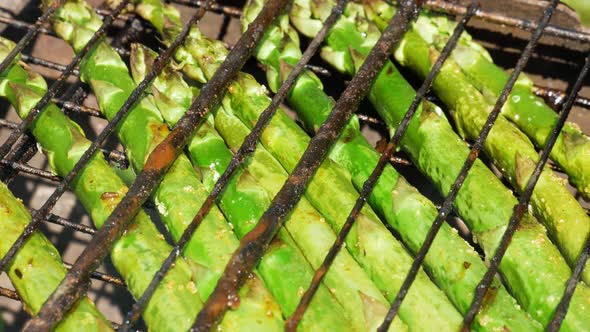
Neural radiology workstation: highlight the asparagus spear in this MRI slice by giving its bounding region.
[132,45,357,332]
[126,1,466,330]
[242,1,544,330]
[0,37,203,332]
[366,3,590,202]
[43,1,287,330]
[0,182,112,332]
[396,15,590,284]
[364,0,590,281]
[132,42,408,332]
[173,17,462,332]
[290,1,590,330]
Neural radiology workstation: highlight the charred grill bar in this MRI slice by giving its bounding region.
[0,0,588,330]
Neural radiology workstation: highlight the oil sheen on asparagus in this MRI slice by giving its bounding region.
[0,37,203,332]
[290,1,590,330]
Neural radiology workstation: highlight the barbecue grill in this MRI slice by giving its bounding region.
[0,0,589,330]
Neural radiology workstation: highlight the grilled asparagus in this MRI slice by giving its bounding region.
[562,0,590,26]
[0,37,203,332]
[0,179,111,331]
[289,1,590,330]
[131,45,358,331]
[132,41,408,332]
[42,1,287,330]
[241,1,543,330]
[126,2,466,330]
[393,8,590,202]
[364,0,590,283]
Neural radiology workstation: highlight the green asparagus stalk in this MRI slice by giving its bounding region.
[364,0,590,281]
[392,11,590,283]
[0,38,203,332]
[290,1,590,330]
[43,1,286,330]
[124,1,466,330]
[0,181,112,332]
[242,0,544,330]
[132,46,357,332]
[132,42,409,332]
[137,8,466,332]
[366,3,590,202]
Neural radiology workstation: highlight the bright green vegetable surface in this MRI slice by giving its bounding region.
[0,36,202,332]
[127,0,465,330]
[242,0,543,330]
[365,0,590,283]
[131,39,408,331]
[290,1,590,330]
[43,1,287,330]
[0,179,111,332]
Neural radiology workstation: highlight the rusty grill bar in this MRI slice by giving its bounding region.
[0,0,588,330]
[117,0,346,329]
[20,3,214,329]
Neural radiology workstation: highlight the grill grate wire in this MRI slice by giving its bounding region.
[0,0,588,330]
[119,0,348,328]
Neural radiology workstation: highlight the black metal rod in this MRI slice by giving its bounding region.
[542,50,590,332]
[61,263,125,287]
[53,98,104,117]
[169,0,242,17]
[118,1,344,329]
[290,3,477,331]
[0,4,58,75]
[0,15,57,37]
[19,53,77,75]
[190,1,421,331]
[36,209,96,235]
[0,286,20,300]
[460,0,560,328]
[0,159,60,182]
[0,0,131,275]
[0,132,38,182]
[22,0,285,329]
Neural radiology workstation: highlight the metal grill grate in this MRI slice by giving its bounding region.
[0,0,589,331]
